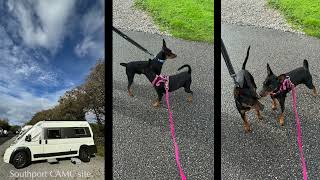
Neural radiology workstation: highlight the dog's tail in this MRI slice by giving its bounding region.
[242,46,251,70]
[178,64,191,74]
[303,59,309,71]
[120,63,127,67]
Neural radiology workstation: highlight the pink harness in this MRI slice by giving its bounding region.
[277,77,308,180]
[152,74,187,180]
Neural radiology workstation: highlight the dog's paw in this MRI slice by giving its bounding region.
[128,90,134,97]
[152,101,161,107]
[187,96,193,103]
[272,105,277,110]
[244,123,252,133]
[279,117,284,126]
[244,126,252,133]
[312,87,318,97]
[312,92,318,97]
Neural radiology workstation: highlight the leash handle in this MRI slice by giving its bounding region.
[112,26,155,57]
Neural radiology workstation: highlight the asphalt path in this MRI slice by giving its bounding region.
[0,134,14,146]
[113,29,214,179]
[222,23,320,179]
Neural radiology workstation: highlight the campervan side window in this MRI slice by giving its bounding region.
[74,128,86,135]
[47,129,61,139]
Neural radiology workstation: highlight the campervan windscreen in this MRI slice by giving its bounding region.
[16,128,31,140]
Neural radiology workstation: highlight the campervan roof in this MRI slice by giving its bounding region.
[36,120,90,128]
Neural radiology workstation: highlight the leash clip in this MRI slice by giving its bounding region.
[152,74,169,91]
[165,80,169,90]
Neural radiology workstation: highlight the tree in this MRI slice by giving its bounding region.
[10,125,20,132]
[57,87,87,120]
[27,59,105,135]
[83,60,105,125]
[0,118,10,130]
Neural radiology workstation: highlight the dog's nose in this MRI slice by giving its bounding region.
[258,91,264,97]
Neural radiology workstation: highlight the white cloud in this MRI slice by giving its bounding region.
[0,25,59,86]
[74,1,104,59]
[7,0,76,53]
[0,85,69,125]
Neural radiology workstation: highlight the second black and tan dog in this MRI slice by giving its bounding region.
[259,60,317,126]
[142,59,193,107]
[234,46,264,133]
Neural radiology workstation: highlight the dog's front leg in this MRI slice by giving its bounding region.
[153,92,163,107]
[240,110,251,133]
[271,97,278,110]
[254,101,263,120]
[279,97,286,126]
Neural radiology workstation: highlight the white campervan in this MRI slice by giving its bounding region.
[19,125,33,135]
[3,120,97,169]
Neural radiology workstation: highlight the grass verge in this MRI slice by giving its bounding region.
[135,0,214,43]
[269,0,320,38]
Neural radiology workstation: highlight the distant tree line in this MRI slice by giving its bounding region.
[0,118,20,132]
[27,60,105,135]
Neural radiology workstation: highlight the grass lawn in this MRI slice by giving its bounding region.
[269,0,320,38]
[135,0,214,43]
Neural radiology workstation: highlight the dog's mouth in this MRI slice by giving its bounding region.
[166,54,177,59]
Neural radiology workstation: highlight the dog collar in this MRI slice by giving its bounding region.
[157,59,165,64]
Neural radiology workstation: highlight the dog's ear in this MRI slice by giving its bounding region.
[267,63,273,75]
[162,39,166,47]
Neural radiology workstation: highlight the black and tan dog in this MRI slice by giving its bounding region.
[142,59,193,107]
[259,60,317,126]
[120,39,177,97]
[234,46,264,133]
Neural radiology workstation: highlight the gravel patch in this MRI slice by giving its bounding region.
[113,0,170,35]
[0,137,104,179]
[222,0,303,34]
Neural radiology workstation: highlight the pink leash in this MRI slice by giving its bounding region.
[152,75,187,180]
[280,77,308,180]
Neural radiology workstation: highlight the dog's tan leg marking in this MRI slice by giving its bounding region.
[279,112,285,126]
[128,88,134,97]
[152,100,160,107]
[243,112,252,133]
[313,86,318,97]
[255,110,263,120]
[272,98,278,110]
[187,95,193,103]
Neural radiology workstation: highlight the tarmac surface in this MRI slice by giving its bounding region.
[0,133,14,146]
[222,23,320,179]
[113,29,214,179]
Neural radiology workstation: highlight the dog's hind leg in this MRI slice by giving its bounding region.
[126,72,135,97]
[304,79,317,97]
[184,82,193,103]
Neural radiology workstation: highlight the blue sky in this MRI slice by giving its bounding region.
[0,0,104,125]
